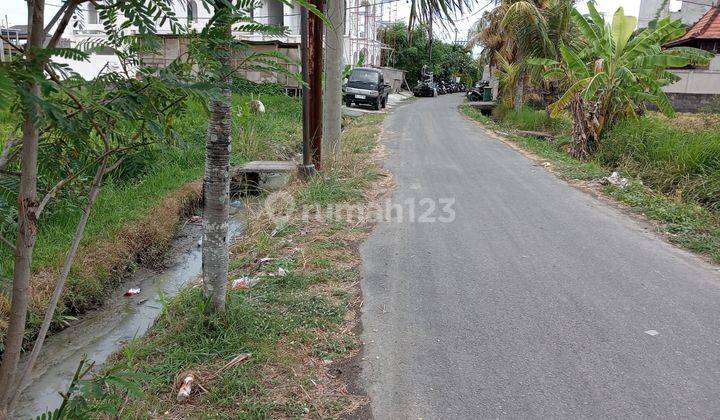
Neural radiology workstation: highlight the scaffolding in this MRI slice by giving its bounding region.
[346,0,390,67]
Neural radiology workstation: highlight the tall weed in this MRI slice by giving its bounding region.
[599,117,720,211]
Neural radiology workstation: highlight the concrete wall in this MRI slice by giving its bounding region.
[654,55,720,112]
[139,37,301,89]
[665,92,720,112]
[380,67,406,92]
[638,0,669,29]
[660,63,720,111]
[674,0,715,26]
[664,67,720,95]
[71,0,379,83]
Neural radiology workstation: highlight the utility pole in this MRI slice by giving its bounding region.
[323,0,345,162]
[299,0,325,177]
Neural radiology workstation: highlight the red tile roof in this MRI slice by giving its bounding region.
[665,4,720,47]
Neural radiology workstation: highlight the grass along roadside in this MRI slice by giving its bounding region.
[0,94,302,351]
[100,113,388,417]
[459,104,720,264]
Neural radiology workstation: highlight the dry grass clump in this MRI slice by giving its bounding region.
[653,111,720,132]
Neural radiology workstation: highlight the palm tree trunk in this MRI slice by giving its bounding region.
[543,80,558,118]
[0,0,44,413]
[202,8,232,313]
[513,69,524,112]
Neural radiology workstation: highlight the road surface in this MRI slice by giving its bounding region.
[359,93,720,418]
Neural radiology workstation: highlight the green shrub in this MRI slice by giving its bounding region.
[599,117,720,211]
[503,107,551,131]
[491,102,512,121]
[496,106,571,134]
[230,78,285,96]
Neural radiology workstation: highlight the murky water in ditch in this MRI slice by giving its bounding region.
[14,204,248,418]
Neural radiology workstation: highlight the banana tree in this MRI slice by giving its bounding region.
[532,4,713,159]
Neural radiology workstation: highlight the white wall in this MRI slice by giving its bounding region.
[71,0,384,79]
[676,0,715,26]
[638,0,669,29]
[79,1,295,35]
[54,54,124,79]
[664,66,720,95]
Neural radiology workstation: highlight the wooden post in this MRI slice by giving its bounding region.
[299,7,317,178]
[308,0,324,170]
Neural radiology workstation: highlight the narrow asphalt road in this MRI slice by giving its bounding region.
[359,93,720,418]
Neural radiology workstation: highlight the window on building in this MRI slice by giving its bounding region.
[187,0,198,23]
[267,0,284,27]
[88,3,99,24]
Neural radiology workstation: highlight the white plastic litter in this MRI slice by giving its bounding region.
[644,330,659,336]
[176,373,194,402]
[602,171,629,188]
[250,100,265,114]
[232,276,260,290]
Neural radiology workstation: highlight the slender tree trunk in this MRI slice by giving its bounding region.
[202,8,232,313]
[8,155,109,411]
[0,1,44,414]
[513,70,524,112]
[322,0,345,162]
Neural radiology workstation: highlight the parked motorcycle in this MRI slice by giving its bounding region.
[466,80,489,102]
[437,81,448,95]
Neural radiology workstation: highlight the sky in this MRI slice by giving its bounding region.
[0,0,643,42]
[412,0,643,43]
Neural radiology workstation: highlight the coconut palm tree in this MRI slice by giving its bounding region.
[467,0,575,110]
[493,52,521,108]
[467,5,514,75]
[409,0,477,29]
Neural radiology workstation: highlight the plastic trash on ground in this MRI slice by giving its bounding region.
[602,171,629,188]
[232,276,260,290]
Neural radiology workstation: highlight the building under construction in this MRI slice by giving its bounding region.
[344,0,397,67]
